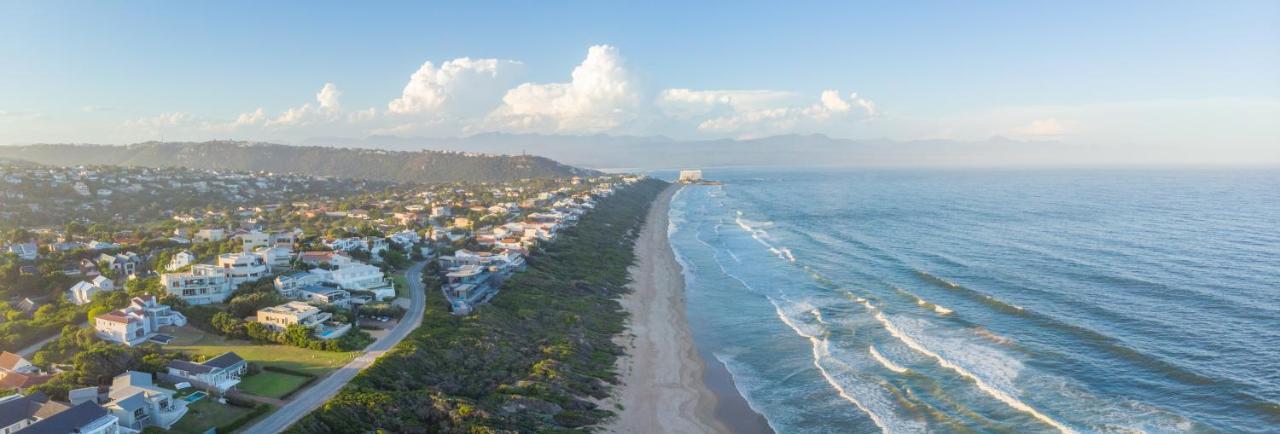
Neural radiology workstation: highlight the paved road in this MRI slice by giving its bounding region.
[244,261,428,434]
[15,320,85,357]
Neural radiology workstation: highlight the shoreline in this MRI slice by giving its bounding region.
[604,183,771,434]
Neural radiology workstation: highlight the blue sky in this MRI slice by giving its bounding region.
[1,1,1277,161]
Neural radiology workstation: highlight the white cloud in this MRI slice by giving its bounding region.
[387,58,522,116]
[125,112,196,129]
[233,108,267,127]
[680,89,878,137]
[485,45,640,133]
[1010,118,1069,138]
[260,82,344,127]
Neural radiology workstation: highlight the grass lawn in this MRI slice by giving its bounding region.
[392,274,409,298]
[166,325,356,376]
[237,371,311,399]
[168,399,259,433]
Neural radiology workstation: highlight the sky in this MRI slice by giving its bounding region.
[1,1,1277,162]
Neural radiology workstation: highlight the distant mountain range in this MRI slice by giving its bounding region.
[0,141,595,183]
[299,133,1128,169]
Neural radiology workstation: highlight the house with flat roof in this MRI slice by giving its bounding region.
[161,264,232,305]
[256,302,350,340]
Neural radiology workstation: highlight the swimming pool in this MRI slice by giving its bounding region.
[182,391,207,403]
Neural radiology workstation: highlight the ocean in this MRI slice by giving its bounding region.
[665,168,1280,433]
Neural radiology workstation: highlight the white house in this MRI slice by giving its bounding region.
[67,276,116,306]
[166,251,195,271]
[308,261,394,300]
[194,228,225,242]
[256,301,351,339]
[273,272,321,298]
[234,230,270,252]
[94,296,187,346]
[104,371,187,431]
[164,352,247,394]
[216,252,269,285]
[161,264,233,305]
[253,245,293,269]
[296,286,351,307]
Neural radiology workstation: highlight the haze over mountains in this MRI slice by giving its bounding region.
[300,133,1252,169]
[0,141,593,183]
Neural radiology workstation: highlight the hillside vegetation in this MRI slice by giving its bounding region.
[0,141,593,183]
[287,178,666,433]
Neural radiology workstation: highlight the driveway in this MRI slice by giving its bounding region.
[243,260,428,433]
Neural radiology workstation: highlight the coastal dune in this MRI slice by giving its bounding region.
[604,184,729,433]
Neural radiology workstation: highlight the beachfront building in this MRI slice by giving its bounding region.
[163,352,246,394]
[94,296,187,346]
[256,301,350,340]
[104,371,187,431]
[308,261,394,300]
[273,272,321,298]
[161,264,233,305]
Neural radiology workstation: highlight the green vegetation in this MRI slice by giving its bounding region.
[28,326,184,400]
[166,326,357,376]
[288,178,666,433]
[182,279,373,352]
[0,141,594,184]
[238,370,312,399]
[168,399,271,434]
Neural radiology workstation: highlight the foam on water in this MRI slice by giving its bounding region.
[869,345,910,374]
[858,301,1078,433]
[769,297,926,433]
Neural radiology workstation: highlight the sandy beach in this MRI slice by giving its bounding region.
[603,184,730,433]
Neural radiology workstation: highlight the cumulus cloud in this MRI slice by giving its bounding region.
[125,112,197,129]
[387,58,522,116]
[248,82,345,127]
[669,89,878,137]
[485,45,641,133]
[118,45,880,140]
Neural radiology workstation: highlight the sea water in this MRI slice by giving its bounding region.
[667,168,1280,433]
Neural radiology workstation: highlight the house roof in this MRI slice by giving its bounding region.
[166,359,214,374]
[0,394,37,427]
[0,351,26,371]
[202,352,245,369]
[109,392,147,412]
[0,372,51,390]
[95,310,132,325]
[23,401,111,434]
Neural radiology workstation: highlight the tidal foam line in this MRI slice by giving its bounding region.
[768,299,923,433]
[869,345,910,374]
[863,304,1077,434]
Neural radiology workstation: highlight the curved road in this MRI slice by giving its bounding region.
[244,260,428,433]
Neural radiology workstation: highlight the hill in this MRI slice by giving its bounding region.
[0,141,594,183]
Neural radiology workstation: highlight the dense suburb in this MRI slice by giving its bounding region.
[289,178,665,433]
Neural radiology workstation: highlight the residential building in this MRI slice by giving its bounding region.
[165,251,195,271]
[215,252,269,285]
[0,393,78,434]
[272,272,320,298]
[67,276,116,306]
[253,246,293,268]
[104,371,187,431]
[256,302,349,339]
[96,252,140,277]
[163,352,246,394]
[233,230,269,252]
[193,228,224,242]
[308,261,394,300]
[296,286,351,307]
[161,264,232,305]
[0,352,52,391]
[256,301,328,331]
[295,251,352,267]
[20,401,119,434]
[94,296,187,346]
[7,242,37,261]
